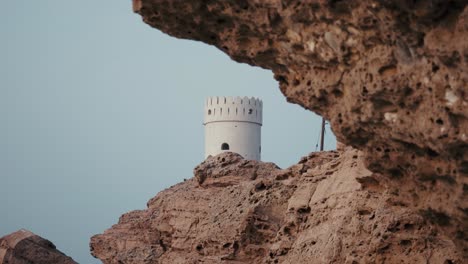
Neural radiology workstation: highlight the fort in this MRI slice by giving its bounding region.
[204,96,262,160]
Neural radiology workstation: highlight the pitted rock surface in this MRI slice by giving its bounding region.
[131,0,467,179]
[92,1,467,262]
[91,150,465,263]
[127,0,467,257]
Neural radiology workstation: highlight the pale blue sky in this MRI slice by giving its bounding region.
[0,1,335,263]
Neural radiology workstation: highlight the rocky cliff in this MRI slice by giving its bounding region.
[91,0,467,263]
[91,150,464,263]
[0,229,77,264]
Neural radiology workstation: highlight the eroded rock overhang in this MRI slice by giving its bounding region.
[131,0,467,252]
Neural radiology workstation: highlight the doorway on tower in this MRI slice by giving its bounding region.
[221,143,230,150]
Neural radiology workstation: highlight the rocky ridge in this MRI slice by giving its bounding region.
[92,1,467,263]
[131,0,467,256]
[91,150,464,263]
[0,229,77,264]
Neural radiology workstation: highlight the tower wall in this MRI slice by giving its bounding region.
[204,96,263,160]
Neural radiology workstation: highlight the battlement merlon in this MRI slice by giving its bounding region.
[204,96,263,125]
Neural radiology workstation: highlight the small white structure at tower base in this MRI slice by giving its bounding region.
[204,96,263,160]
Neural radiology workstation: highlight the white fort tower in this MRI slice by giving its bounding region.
[204,96,263,160]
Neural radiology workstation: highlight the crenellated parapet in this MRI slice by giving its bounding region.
[204,96,263,125]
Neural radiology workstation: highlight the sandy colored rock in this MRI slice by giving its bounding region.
[127,0,467,259]
[0,229,77,264]
[91,150,464,263]
[91,1,467,263]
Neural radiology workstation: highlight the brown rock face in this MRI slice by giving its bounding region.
[91,1,467,262]
[132,2,468,178]
[129,0,467,257]
[0,229,77,264]
[91,151,464,263]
